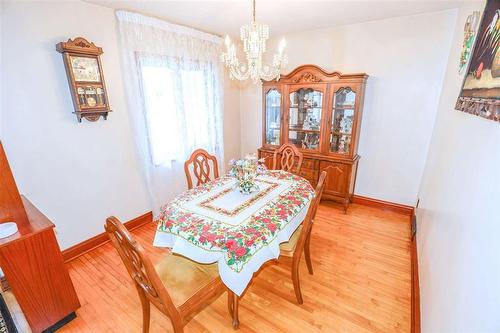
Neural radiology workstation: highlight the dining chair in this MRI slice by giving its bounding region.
[104,217,238,333]
[184,148,219,189]
[272,143,304,174]
[278,170,327,304]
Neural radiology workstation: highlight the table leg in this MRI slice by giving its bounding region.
[227,291,233,315]
[232,292,239,329]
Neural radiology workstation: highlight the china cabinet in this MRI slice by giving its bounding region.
[259,65,368,212]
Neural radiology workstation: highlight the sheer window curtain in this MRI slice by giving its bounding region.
[116,10,224,214]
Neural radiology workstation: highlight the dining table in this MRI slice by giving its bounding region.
[153,169,315,298]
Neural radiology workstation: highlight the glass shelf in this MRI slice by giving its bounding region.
[290,128,320,133]
[289,105,322,109]
[331,131,352,136]
[332,106,355,110]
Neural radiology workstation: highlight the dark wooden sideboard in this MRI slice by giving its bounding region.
[0,142,80,332]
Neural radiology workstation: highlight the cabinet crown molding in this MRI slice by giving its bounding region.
[264,64,368,84]
[292,72,322,83]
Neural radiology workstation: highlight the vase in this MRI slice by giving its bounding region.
[237,179,259,195]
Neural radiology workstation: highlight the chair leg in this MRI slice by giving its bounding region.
[304,233,314,275]
[170,312,184,333]
[232,292,239,330]
[172,322,184,333]
[292,261,304,304]
[138,290,150,333]
[228,291,234,316]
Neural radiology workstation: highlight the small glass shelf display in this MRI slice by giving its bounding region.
[331,88,356,154]
[265,89,282,145]
[288,88,323,150]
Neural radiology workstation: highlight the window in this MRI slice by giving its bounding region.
[138,56,220,166]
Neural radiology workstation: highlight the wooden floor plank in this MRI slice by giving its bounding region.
[47,202,411,332]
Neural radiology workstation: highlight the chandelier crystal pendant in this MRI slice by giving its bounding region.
[221,0,287,83]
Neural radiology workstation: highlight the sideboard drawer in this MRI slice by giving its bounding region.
[258,149,274,170]
[297,168,318,185]
[301,158,317,170]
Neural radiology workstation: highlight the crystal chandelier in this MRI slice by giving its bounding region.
[221,0,287,83]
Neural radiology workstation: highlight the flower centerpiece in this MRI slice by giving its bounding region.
[229,154,267,194]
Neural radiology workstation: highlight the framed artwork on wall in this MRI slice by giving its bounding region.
[455,0,500,122]
[56,37,112,122]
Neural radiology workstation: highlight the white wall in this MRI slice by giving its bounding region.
[417,2,500,331]
[223,79,241,166]
[0,0,240,249]
[240,10,457,205]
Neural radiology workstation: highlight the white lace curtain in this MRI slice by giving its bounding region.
[116,10,224,213]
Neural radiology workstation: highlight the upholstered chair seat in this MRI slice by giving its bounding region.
[279,225,303,257]
[154,254,219,307]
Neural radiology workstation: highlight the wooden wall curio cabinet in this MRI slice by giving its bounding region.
[258,65,368,212]
[56,37,111,122]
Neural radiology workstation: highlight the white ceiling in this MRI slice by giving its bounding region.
[87,0,472,37]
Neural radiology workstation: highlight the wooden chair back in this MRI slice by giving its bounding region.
[293,171,327,262]
[272,144,303,174]
[104,217,182,325]
[184,149,219,189]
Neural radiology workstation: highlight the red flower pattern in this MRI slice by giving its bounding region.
[226,239,237,251]
[235,247,246,257]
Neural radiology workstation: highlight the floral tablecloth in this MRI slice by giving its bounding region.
[153,170,314,296]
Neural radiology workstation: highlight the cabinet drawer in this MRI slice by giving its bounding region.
[301,158,317,170]
[298,168,317,181]
[258,150,273,160]
[258,150,274,170]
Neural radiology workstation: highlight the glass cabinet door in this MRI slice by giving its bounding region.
[330,87,356,154]
[265,89,282,146]
[288,88,323,150]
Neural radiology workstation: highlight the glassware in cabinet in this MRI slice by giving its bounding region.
[288,88,323,150]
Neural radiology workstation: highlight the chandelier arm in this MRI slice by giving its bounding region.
[253,0,256,22]
[259,55,283,78]
[259,66,280,81]
[228,61,251,81]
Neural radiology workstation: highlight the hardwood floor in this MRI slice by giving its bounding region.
[58,202,411,333]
